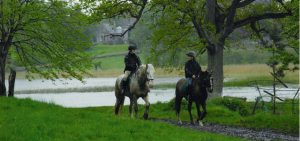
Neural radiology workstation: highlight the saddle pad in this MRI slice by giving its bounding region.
[181,79,189,92]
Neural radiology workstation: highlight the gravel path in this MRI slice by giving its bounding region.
[151,118,299,141]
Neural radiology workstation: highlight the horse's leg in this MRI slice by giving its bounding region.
[200,101,207,121]
[195,101,203,126]
[115,97,120,115]
[129,97,134,118]
[119,96,125,113]
[142,95,150,120]
[188,99,194,125]
[133,96,139,118]
[175,95,183,125]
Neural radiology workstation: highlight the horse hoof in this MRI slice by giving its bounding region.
[190,122,195,125]
[143,113,148,120]
[199,121,204,127]
[178,121,182,125]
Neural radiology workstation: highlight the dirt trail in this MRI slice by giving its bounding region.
[150,118,299,141]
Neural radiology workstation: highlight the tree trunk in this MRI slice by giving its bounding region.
[207,44,224,98]
[8,69,16,97]
[0,58,6,96]
[205,0,223,98]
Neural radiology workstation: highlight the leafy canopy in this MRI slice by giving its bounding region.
[1,0,92,81]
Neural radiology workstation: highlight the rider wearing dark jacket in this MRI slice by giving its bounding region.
[122,44,141,94]
[124,48,141,73]
[185,51,201,78]
[184,51,201,98]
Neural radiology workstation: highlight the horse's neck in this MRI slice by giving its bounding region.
[131,70,146,83]
[131,69,147,88]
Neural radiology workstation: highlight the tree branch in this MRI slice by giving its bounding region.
[222,0,241,39]
[107,0,148,37]
[234,12,291,29]
[250,22,270,47]
[237,0,256,8]
[190,16,214,46]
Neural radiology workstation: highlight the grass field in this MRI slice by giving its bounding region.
[0,97,298,141]
[88,44,128,56]
[0,97,245,141]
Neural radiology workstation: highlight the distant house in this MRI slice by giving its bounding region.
[90,19,134,45]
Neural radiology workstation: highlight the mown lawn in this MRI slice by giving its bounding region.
[0,97,245,141]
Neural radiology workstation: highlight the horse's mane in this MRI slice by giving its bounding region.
[137,64,155,76]
[135,64,155,89]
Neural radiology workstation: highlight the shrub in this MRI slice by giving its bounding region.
[212,97,251,116]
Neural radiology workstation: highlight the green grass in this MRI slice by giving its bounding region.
[149,98,299,135]
[88,44,128,56]
[95,56,124,70]
[0,97,245,141]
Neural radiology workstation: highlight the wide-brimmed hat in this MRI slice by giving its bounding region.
[128,44,137,50]
[186,51,196,57]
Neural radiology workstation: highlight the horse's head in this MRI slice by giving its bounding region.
[194,70,213,93]
[138,64,155,88]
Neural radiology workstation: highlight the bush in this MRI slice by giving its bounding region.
[212,97,251,116]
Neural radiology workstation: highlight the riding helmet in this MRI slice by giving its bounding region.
[128,44,137,50]
[186,51,196,57]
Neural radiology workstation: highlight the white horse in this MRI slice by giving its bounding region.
[114,64,155,119]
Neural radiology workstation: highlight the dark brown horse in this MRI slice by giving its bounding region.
[175,70,213,126]
[114,64,155,119]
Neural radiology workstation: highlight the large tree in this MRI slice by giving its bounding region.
[85,0,295,97]
[0,0,92,96]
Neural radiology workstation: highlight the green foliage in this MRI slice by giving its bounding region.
[2,0,92,81]
[212,97,250,116]
[261,19,299,78]
[0,97,244,141]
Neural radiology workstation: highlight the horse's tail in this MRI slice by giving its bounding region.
[175,87,181,113]
[175,78,186,114]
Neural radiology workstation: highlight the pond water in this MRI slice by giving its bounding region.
[12,77,233,91]
[12,77,183,91]
[15,87,298,108]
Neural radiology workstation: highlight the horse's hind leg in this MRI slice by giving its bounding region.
[115,97,120,115]
[129,97,134,118]
[142,95,150,120]
[133,96,139,118]
[115,96,124,115]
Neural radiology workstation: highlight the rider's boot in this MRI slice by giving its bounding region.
[121,78,127,95]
